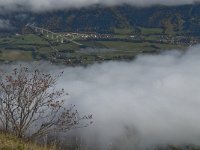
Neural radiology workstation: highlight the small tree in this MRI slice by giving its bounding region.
[0,66,92,139]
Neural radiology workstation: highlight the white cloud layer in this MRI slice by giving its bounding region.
[1,45,200,149]
[0,0,200,12]
[45,45,200,149]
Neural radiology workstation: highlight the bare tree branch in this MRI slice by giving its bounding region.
[0,66,92,139]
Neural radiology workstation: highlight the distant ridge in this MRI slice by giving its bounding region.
[2,4,200,36]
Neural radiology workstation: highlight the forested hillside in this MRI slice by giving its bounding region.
[1,4,200,35]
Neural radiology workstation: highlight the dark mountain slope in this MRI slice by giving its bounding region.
[2,4,200,35]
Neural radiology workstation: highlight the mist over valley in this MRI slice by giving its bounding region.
[1,1,200,149]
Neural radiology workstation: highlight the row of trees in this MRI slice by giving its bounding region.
[0,66,92,139]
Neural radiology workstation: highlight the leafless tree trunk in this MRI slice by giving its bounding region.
[0,66,92,139]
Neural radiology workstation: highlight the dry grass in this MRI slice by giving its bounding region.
[0,51,33,61]
[0,133,56,150]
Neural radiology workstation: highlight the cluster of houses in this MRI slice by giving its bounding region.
[64,32,112,40]
[159,35,199,46]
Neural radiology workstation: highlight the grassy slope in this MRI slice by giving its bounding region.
[0,134,55,150]
[0,133,200,150]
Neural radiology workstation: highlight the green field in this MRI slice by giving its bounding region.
[114,28,134,34]
[140,27,163,35]
[0,33,188,64]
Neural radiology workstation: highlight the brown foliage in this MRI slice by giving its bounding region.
[0,65,92,139]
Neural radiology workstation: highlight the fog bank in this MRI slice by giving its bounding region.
[1,45,200,149]
[58,46,200,149]
[0,0,200,12]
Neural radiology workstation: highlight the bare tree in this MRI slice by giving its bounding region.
[0,65,92,139]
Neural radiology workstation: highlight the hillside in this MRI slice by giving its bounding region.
[1,133,200,150]
[2,4,200,35]
[0,134,55,150]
